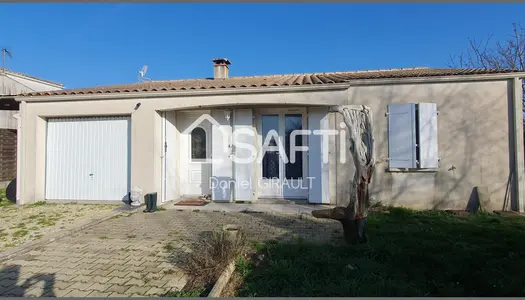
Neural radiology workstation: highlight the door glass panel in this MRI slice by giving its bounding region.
[191,127,207,160]
[262,115,279,179]
[285,114,303,179]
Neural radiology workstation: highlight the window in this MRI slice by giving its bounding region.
[387,103,439,170]
[191,127,207,160]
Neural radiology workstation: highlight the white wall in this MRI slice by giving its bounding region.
[0,72,62,96]
[0,110,17,129]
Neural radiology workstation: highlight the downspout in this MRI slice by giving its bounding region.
[512,77,525,213]
[12,104,23,205]
[161,111,167,203]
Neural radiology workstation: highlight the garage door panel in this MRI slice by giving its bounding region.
[45,117,130,201]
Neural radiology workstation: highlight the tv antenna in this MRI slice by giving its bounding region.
[1,48,12,95]
[138,64,152,82]
[1,48,12,74]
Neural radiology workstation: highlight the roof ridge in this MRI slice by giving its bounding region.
[143,67,434,83]
[21,67,521,97]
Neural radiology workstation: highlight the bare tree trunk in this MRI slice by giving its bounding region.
[312,105,375,245]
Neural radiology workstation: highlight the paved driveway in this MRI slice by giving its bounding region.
[0,209,339,297]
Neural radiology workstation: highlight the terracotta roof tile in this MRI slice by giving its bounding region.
[21,67,521,97]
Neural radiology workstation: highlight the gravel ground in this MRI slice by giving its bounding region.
[0,202,119,252]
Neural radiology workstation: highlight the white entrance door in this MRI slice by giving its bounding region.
[257,108,308,199]
[179,111,212,196]
[45,116,131,201]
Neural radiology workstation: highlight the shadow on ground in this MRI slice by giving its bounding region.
[0,264,56,297]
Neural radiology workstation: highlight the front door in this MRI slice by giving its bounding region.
[179,111,212,197]
[257,108,308,199]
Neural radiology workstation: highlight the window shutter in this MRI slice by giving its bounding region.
[388,103,417,168]
[418,103,439,168]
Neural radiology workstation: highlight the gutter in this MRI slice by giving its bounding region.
[12,110,22,205]
[15,84,351,103]
[346,72,525,86]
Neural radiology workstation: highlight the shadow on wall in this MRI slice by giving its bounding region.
[338,81,514,211]
[0,264,56,296]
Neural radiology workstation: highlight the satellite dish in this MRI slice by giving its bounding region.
[139,65,148,77]
[138,64,151,82]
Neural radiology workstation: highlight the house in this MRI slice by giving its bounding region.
[13,59,525,212]
[0,69,63,189]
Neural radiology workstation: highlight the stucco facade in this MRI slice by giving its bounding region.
[15,73,525,212]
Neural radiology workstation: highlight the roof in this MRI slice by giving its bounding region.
[21,67,522,97]
[2,69,63,87]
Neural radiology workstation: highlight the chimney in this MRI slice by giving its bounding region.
[212,58,231,79]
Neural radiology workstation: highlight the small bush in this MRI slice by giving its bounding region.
[181,228,247,291]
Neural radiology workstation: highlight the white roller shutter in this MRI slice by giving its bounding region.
[45,116,131,201]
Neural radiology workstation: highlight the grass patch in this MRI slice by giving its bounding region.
[157,207,167,211]
[12,230,29,238]
[164,242,175,251]
[36,218,56,227]
[12,223,26,229]
[28,201,46,207]
[99,236,108,240]
[234,208,525,297]
[127,234,137,239]
[3,243,15,248]
[0,188,14,207]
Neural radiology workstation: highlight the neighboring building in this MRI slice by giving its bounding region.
[14,60,525,213]
[0,69,63,188]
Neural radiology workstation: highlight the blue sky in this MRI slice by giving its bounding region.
[1,3,525,89]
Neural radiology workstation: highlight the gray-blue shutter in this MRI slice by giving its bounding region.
[388,103,417,168]
[418,103,439,168]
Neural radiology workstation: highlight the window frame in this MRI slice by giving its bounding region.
[387,103,440,172]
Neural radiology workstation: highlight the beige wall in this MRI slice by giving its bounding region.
[18,90,347,205]
[337,80,514,211]
[17,79,521,212]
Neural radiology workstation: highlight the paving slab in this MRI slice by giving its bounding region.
[0,209,339,297]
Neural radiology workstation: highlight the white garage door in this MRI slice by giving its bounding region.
[45,116,131,201]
